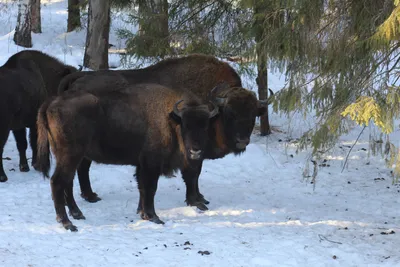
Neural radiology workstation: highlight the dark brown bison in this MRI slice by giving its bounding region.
[36,80,219,231]
[57,54,273,206]
[0,50,77,182]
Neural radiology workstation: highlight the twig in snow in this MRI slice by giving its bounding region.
[311,159,318,191]
[341,126,366,173]
[318,234,343,245]
[265,135,279,168]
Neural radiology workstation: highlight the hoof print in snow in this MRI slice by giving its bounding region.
[374,177,385,181]
[163,244,167,248]
[380,230,395,235]
[2,157,11,160]
[198,250,211,256]
[9,168,15,172]
[184,241,192,246]
[184,247,191,250]
[332,255,337,260]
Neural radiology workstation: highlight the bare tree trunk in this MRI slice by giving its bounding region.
[137,0,169,58]
[83,0,110,70]
[14,0,32,48]
[31,0,41,33]
[256,56,271,135]
[67,0,81,32]
[254,2,271,136]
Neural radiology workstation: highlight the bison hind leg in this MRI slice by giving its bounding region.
[51,158,83,232]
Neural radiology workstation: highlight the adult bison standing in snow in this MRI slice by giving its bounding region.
[57,54,273,207]
[36,80,219,231]
[0,50,77,182]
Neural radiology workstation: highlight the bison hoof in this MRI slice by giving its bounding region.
[57,216,78,232]
[186,200,209,211]
[69,210,86,220]
[65,223,78,232]
[81,192,102,203]
[195,203,209,211]
[197,195,210,205]
[19,164,30,172]
[140,212,165,225]
[0,175,7,182]
[150,217,165,225]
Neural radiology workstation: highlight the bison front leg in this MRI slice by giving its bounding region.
[135,164,164,225]
[182,162,209,211]
[64,180,86,220]
[12,128,30,172]
[77,158,101,203]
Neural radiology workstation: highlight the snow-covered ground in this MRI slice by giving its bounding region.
[0,1,399,266]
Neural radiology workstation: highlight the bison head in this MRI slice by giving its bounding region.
[208,82,272,154]
[170,99,219,161]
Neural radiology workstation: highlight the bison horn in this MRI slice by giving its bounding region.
[173,99,184,118]
[208,101,219,118]
[210,81,230,95]
[268,88,274,96]
[207,81,230,100]
[257,89,275,106]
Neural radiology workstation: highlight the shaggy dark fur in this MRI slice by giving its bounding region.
[0,50,77,182]
[57,54,272,205]
[36,81,218,231]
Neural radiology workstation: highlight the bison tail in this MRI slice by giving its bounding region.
[36,99,53,178]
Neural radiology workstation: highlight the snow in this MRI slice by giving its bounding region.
[0,1,399,266]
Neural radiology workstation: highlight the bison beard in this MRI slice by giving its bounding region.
[56,54,273,206]
[0,50,77,183]
[36,82,218,231]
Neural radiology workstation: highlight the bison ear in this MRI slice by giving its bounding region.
[169,112,182,124]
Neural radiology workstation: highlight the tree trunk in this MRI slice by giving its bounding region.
[256,56,271,135]
[83,0,110,70]
[254,2,271,136]
[31,0,41,33]
[14,0,32,48]
[137,0,169,58]
[67,0,81,32]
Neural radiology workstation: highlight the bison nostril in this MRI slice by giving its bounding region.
[190,149,202,155]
